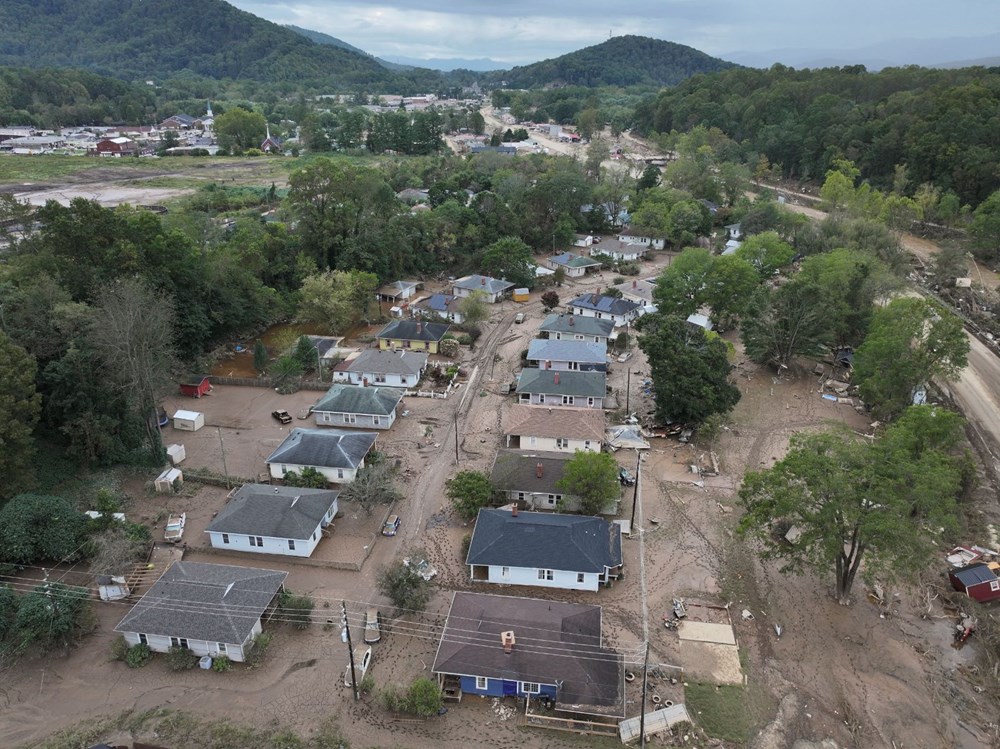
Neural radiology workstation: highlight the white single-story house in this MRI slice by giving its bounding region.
[265,428,377,484]
[526,339,608,372]
[503,405,605,453]
[415,293,465,324]
[452,275,515,304]
[589,240,649,262]
[331,349,428,388]
[568,294,642,328]
[114,561,287,663]
[572,233,594,247]
[516,369,606,409]
[467,508,624,591]
[538,314,614,344]
[546,252,603,278]
[376,280,420,303]
[312,384,404,430]
[617,232,664,250]
[489,449,617,514]
[432,593,625,717]
[205,484,339,558]
[686,313,714,332]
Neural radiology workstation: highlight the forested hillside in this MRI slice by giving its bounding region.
[634,65,1000,206]
[488,36,736,89]
[0,0,442,93]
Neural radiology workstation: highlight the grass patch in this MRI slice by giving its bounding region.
[685,682,773,743]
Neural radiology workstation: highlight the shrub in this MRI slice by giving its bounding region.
[109,637,129,662]
[360,672,375,694]
[457,334,472,345]
[165,646,198,671]
[125,643,152,668]
[379,685,404,712]
[212,654,232,672]
[279,592,315,629]
[245,630,273,669]
[406,677,443,717]
[460,533,472,560]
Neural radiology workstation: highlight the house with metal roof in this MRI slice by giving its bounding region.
[949,562,1000,603]
[376,280,420,303]
[516,369,606,408]
[432,592,624,717]
[312,384,404,430]
[114,561,287,663]
[376,319,450,354]
[415,293,465,324]
[265,428,377,484]
[526,339,607,372]
[452,275,515,303]
[331,349,428,388]
[567,294,642,328]
[205,484,339,558]
[546,252,602,279]
[466,508,624,591]
[504,405,605,453]
[539,314,614,344]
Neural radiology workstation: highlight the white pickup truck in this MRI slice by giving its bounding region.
[164,513,186,543]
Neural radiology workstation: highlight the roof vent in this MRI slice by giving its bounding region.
[553,372,559,385]
[502,630,516,654]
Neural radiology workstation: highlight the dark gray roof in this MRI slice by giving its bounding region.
[539,314,615,338]
[313,384,404,416]
[266,428,377,469]
[516,369,606,398]
[377,319,449,342]
[527,339,607,364]
[205,484,338,540]
[490,449,572,495]
[306,335,343,358]
[432,592,624,716]
[453,275,515,294]
[344,349,428,376]
[467,509,622,573]
[420,293,461,314]
[569,294,641,316]
[114,561,287,644]
[952,563,999,587]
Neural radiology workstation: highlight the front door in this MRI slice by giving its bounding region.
[502,680,518,696]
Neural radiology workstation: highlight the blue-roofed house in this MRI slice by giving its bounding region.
[415,292,465,324]
[526,339,607,372]
[567,294,642,328]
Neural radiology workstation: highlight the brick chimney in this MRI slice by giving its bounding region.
[511,502,518,517]
[481,277,486,286]
[569,316,574,326]
[362,377,368,387]
[535,462,544,478]
[632,280,637,288]
[553,372,559,385]
[502,630,516,654]
[416,319,423,334]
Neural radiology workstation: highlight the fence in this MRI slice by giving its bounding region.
[521,711,619,736]
[209,375,329,391]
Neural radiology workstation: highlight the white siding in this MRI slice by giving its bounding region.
[518,436,599,453]
[206,525,324,558]
[569,307,635,328]
[121,631,249,662]
[268,461,361,484]
[477,564,600,592]
[314,410,396,430]
[551,331,608,344]
[523,393,603,409]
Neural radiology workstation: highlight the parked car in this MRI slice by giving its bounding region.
[403,555,438,581]
[164,513,186,543]
[344,645,372,687]
[381,514,401,536]
[364,608,382,644]
[514,312,526,324]
[272,409,293,424]
[618,467,636,487]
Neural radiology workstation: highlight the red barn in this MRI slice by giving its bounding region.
[949,563,1000,603]
[179,376,212,398]
[96,137,138,157]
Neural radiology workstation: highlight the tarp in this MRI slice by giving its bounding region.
[606,425,650,450]
[619,704,692,743]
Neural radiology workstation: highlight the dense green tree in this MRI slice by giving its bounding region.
[340,462,403,516]
[541,290,560,311]
[253,340,269,373]
[556,451,621,515]
[703,254,759,325]
[15,583,88,648]
[456,291,489,329]
[0,332,42,498]
[741,283,830,369]
[0,494,88,565]
[638,315,740,425]
[735,231,796,280]
[652,248,714,317]
[854,298,968,419]
[214,107,267,153]
[297,269,378,334]
[446,470,495,521]
[739,407,966,603]
[0,585,18,638]
[970,190,1000,259]
[479,237,536,289]
[376,560,432,613]
[282,467,326,489]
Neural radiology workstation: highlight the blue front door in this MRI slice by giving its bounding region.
[502,680,517,696]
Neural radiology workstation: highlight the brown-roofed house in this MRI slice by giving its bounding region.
[503,405,604,453]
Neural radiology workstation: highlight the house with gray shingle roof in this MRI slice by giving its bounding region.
[526,339,607,372]
[466,508,623,592]
[312,384,404,430]
[516,369,606,408]
[265,428,377,484]
[452,274,515,303]
[546,252,602,278]
[114,561,287,662]
[331,349,428,388]
[376,319,450,354]
[539,313,614,344]
[490,449,620,514]
[568,293,642,328]
[205,484,339,557]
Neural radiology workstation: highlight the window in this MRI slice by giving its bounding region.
[546,494,560,506]
[587,397,595,407]
[217,642,227,655]
[372,416,381,425]
[583,440,592,451]
[561,395,575,406]
[288,539,296,551]
[556,438,568,449]
[170,637,189,649]
[343,413,357,424]
[250,536,264,547]
[574,334,584,341]
[138,633,148,645]
[281,465,288,476]
[568,362,579,370]
[519,394,530,403]
[475,676,488,690]
[337,468,345,479]
[374,374,387,384]
[521,682,541,694]
[537,569,554,581]
[221,533,230,544]
[991,580,1000,592]
[577,573,585,583]
[312,532,316,541]
[516,492,526,502]
[528,436,537,447]
[501,566,510,579]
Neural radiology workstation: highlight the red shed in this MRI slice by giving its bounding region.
[949,562,1000,603]
[179,376,212,398]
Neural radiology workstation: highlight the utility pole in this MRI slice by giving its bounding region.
[342,601,359,701]
[625,366,631,415]
[628,450,641,535]
[639,643,650,748]
[454,409,460,464]
[217,427,231,490]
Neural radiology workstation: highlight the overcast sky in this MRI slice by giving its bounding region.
[231,0,1000,65]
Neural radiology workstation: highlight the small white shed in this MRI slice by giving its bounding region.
[154,467,183,493]
[166,444,186,465]
[172,410,204,432]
